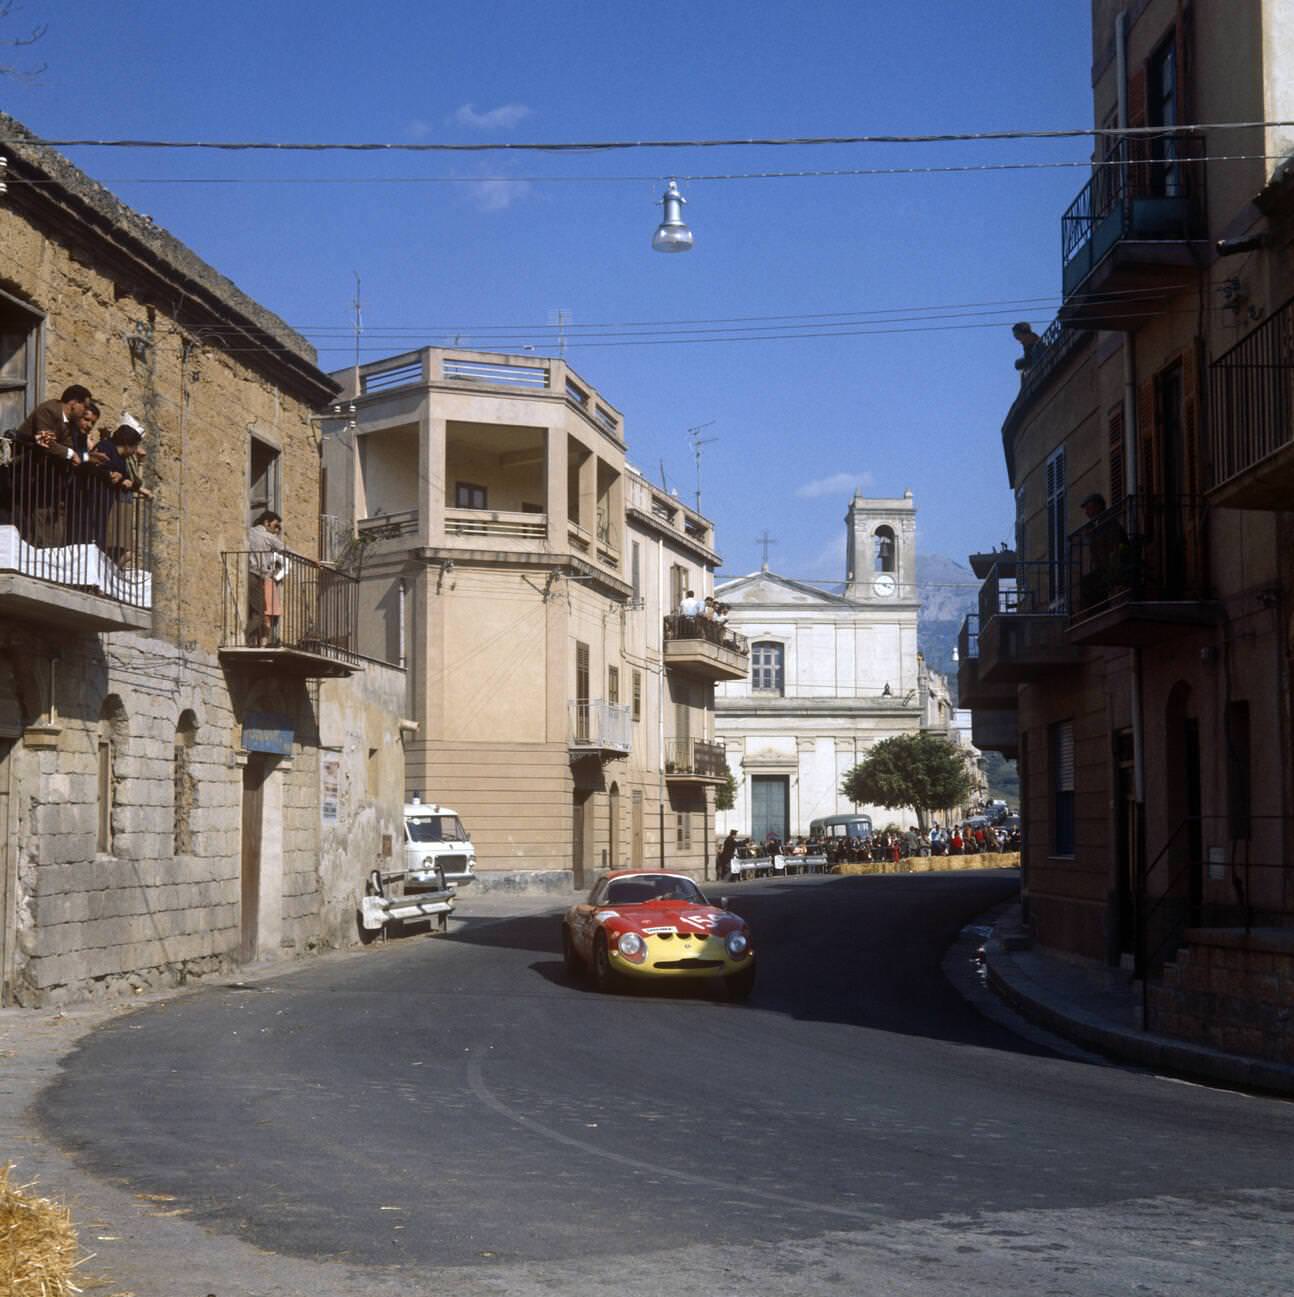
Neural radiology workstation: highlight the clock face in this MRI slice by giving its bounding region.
[872,573,897,598]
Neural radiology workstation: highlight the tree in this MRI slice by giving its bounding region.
[714,767,737,813]
[840,733,972,832]
[0,2,46,81]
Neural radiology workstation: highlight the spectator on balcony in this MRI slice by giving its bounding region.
[247,511,286,646]
[1078,492,1130,611]
[14,385,95,463]
[99,419,152,498]
[679,588,704,617]
[1012,322,1041,373]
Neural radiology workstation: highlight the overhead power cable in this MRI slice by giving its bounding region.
[6,120,1293,153]
[6,152,1287,188]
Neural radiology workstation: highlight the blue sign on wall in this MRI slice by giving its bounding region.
[243,711,295,756]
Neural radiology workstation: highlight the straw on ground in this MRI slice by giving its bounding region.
[0,1162,85,1297]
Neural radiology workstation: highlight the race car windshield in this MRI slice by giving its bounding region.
[406,815,467,843]
[606,875,706,905]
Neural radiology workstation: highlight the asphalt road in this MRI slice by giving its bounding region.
[37,871,1294,1296]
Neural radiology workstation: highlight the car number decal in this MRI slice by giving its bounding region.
[680,912,718,930]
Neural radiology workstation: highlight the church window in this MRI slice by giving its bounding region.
[752,641,784,695]
[874,526,896,573]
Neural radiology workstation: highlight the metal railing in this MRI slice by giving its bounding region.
[663,613,750,656]
[445,507,546,540]
[318,512,354,564]
[1068,494,1204,620]
[665,737,727,778]
[0,438,153,609]
[569,699,632,753]
[220,548,359,664]
[978,559,1064,625]
[357,509,418,539]
[1137,816,1294,1004]
[1209,293,1294,490]
[1061,133,1205,288]
[958,613,979,661]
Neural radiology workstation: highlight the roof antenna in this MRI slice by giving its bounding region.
[688,420,718,513]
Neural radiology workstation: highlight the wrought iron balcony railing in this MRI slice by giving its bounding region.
[665,737,727,779]
[220,548,359,667]
[978,559,1066,626]
[663,613,749,656]
[569,699,632,754]
[0,437,153,609]
[1209,293,1294,494]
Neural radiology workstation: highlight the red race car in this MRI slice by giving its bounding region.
[561,870,756,1001]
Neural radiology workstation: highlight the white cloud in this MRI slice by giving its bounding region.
[795,471,874,499]
[462,176,534,213]
[451,102,533,131]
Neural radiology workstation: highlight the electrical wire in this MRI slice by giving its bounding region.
[8,120,1293,152]
[7,150,1288,188]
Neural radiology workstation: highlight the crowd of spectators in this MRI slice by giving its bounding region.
[670,589,743,651]
[1,385,152,557]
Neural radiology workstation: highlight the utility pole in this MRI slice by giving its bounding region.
[688,421,718,513]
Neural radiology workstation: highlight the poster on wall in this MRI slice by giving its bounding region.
[321,753,340,824]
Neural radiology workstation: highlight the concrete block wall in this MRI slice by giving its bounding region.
[1147,929,1294,1065]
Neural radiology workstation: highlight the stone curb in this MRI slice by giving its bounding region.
[983,933,1294,1097]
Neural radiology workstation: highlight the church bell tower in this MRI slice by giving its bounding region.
[844,489,918,606]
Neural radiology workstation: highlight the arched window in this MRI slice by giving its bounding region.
[174,709,199,856]
[751,641,785,695]
[97,695,128,855]
[874,526,896,573]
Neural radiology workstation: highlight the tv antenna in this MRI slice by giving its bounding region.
[351,271,363,381]
[549,308,571,358]
[687,420,719,514]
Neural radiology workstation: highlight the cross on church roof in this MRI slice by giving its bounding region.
[755,530,777,571]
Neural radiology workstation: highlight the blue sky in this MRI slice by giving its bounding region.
[1,0,1094,580]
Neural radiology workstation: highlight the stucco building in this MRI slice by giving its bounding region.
[0,116,407,1006]
[960,0,1294,1064]
[323,348,745,889]
[715,490,971,838]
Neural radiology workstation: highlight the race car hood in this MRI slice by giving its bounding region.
[596,901,743,936]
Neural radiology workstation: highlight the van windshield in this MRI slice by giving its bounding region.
[407,815,467,843]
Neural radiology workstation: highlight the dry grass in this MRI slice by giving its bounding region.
[0,1163,85,1297]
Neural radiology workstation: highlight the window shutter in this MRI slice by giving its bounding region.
[1137,377,1157,496]
[1108,405,1125,505]
[1055,721,1075,793]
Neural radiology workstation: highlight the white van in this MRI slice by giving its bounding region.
[403,797,477,890]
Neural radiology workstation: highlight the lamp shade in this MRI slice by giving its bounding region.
[652,179,693,253]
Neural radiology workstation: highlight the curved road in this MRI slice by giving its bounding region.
[41,871,1294,1295]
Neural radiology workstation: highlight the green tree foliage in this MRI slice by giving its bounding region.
[714,767,737,812]
[840,733,973,831]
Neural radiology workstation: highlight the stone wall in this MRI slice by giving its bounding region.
[1147,929,1294,1065]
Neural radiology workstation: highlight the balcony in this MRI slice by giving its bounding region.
[956,614,1018,710]
[665,737,728,785]
[976,561,1079,684]
[1208,294,1294,509]
[1068,495,1219,647]
[569,699,631,758]
[662,614,750,682]
[0,440,153,633]
[219,549,360,677]
[444,507,547,546]
[1059,136,1208,330]
[971,709,1019,760]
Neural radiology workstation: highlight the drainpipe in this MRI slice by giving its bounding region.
[658,538,666,868]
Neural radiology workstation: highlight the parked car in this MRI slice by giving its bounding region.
[561,870,756,1001]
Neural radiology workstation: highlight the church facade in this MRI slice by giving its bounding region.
[715,491,966,840]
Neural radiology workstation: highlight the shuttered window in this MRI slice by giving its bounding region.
[1052,720,1075,856]
[632,670,642,722]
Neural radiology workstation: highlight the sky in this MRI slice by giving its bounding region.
[0,0,1095,584]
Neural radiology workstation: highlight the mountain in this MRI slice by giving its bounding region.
[915,552,978,691]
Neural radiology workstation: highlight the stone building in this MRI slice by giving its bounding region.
[322,348,745,889]
[960,0,1294,1064]
[0,116,407,1006]
[715,490,971,838]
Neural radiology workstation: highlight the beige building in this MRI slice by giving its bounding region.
[961,0,1294,1064]
[0,117,408,1006]
[324,349,746,889]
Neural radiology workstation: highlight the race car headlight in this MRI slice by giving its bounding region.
[725,931,750,958]
[616,931,647,963]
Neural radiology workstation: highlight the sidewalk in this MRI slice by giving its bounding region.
[984,903,1294,1097]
